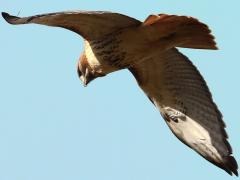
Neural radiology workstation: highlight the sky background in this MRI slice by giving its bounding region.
[0,1,239,180]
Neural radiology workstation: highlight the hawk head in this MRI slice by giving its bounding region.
[77,53,105,86]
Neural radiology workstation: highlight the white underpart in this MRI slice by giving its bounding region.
[84,40,119,74]
[84,41,101,69]
[162,105,222,161]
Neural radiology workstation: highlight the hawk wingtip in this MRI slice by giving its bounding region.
[226,155,238,176]
[2,12,9,20]
[2,12,19,24]
[218,155,238,176]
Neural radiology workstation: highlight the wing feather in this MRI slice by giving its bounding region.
[129,48,238,176]
[2,11,140,40]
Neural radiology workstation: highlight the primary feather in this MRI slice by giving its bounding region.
[2,10,238,176]
[129,48,238,176]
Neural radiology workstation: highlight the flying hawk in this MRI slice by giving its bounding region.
[2,10,238,176]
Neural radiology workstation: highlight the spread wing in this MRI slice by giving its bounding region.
[129,48,238,176]
[2,11,140,40]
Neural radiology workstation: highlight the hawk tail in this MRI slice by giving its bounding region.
[172,16,218,50]
[143,14,218,50]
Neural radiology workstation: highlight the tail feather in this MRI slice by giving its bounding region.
[142,14,218,50]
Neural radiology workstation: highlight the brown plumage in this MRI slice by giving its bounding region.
[2,10,238,176]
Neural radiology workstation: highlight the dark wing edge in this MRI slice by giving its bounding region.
[128,48,238,176]
[2,11,141,40]
[2,12,21,24]
[178,52,238,176]
[161,107,238,176]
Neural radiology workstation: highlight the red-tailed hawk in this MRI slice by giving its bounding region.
[2,11,238,176]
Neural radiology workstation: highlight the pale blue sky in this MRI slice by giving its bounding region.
[1,1,239,180]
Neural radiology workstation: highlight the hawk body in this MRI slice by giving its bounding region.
[2,11,238,176]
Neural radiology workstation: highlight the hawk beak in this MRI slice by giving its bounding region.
[80,76,87,87]
[83,79,88,87]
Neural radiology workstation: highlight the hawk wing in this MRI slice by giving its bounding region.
[129,48,238,176]
[2,11,140,40]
